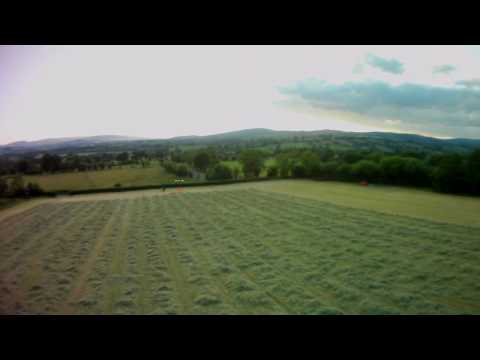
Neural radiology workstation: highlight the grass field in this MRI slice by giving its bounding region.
[244,180,480,227]
[24,165,177,192]
[1,181,480,314]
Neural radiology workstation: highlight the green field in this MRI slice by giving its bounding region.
[1,180,480,314]
[24,165,177,192]
[242,180,480,227]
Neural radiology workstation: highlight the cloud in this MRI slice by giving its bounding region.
[352,64,364,74]
[278,79,480,138]
[456,79,480,88]
[433,64,456,74]
[365,54,404,75]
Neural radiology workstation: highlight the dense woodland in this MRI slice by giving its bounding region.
[1,130,480,198]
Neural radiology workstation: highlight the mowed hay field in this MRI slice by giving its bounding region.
[247,180,480,227]
[1,182,480,314]
[24,166,176,192]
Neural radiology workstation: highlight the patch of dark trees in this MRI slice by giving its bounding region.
[274,148,480,196]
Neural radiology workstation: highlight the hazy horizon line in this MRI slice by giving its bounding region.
[0,127,463,146]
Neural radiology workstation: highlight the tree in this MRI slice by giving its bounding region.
[351,160,381,182]
[266,165,279,178]
[402,158,431,187]
[467,149,480,195]
[11,175,25,196]
[16,159,31,174]
[379,156,407,184]
[291,163,307,178]
[431,155,469,194]
[175,164,190,178]
[193,151,211,172]
[206,164,233,180]
[116,152,129,163]
[132,151,146,162]
[318,161,340,179]
[41,153,62,173]
[0,177,8,196]
[337,163,353,180]
[239,149,265,178]
[343,150,364,164]
[276,153,293,177]
[232,166,240,180]
[380,156,431,187]
[319,147,335,162]
[300,151,321,177]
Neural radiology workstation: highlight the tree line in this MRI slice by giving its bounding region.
[0,176,44,198]
[2,144,480,198]
[164,146,480,196]
[0,151,166,176]
[270,148,480,196]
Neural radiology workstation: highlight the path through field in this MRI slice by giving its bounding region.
[1,188,480,314]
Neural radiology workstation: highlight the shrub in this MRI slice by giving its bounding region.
[26,182,44,196]
[10,176,25,196]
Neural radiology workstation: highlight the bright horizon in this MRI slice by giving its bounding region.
[1,45,480,144]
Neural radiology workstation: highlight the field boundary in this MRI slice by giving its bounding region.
[65,177,288,196]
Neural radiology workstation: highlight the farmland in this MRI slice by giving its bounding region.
[1,181,480,314]
[23,165,177,192]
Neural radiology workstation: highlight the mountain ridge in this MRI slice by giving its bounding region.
[4,135,146,147]
[1,128,480,155]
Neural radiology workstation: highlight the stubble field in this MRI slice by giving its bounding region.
[1,186,480,314]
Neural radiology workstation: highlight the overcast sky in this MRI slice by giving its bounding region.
[1,45,480,144]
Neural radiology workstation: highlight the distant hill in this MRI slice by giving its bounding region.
[163,128,480,153]
[167,128,345,142]
[0,135,146,154]
[1,129,480,156]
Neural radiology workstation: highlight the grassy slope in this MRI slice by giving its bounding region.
[1,189,479,314]
[249,180,480,227]
[24,166,177,192]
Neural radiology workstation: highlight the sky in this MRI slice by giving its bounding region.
[1,45,480,144]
